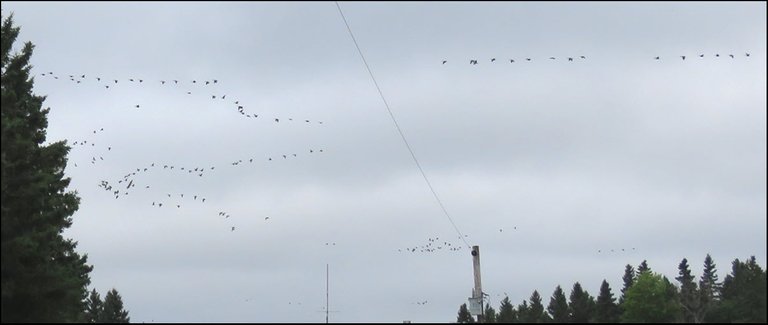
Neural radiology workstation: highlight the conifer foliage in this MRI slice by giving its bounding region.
[1,12,93,323]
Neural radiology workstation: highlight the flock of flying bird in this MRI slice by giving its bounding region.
[36,71,328,234]
[36,72,325,125]
[443,52,751,64]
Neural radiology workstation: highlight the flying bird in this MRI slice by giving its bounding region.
[510,59,515,63]
[729,54,734,58]
[655,56,660,60]
[442,60,447,64]
[490,58,496,62]
[568,57,573,61]
[681,55,686,60]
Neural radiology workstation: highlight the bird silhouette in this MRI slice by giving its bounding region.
[568,57,573,61]
[231,227,235,231]
[655,56,660,60]
[442,60,447,64]
[681,55,686,60]
[490,58,496,62]
[510,59,515,63]
[746,52,750,57]
[549,57,556,60]
[729,54,735,58]
[580,55,586,59]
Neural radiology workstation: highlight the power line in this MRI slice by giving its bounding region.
[334,2,471,249]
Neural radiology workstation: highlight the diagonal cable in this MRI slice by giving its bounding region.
[334,2,471,249]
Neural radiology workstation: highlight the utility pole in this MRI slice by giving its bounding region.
[326,263,329,324]
[472,245,484,323]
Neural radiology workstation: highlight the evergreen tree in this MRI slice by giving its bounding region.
[101,288,130,323]
[568,282,594,323]
[715,256,767,323]
[698,253,721,322]
[547,285,569,323]
[84,289,103,323]
[676,258,704,322]
[484,303,497,323]
[621,271,681,323]
[1,12,93,323]
[619,264,635,305]
[497,296,517,323]
[516,300,529,323]
[457,303,475,323]
[637,260,651,275]
[526,290,550,323]
[594,279,619,323]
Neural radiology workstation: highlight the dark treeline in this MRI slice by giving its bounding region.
[456,255,767,323]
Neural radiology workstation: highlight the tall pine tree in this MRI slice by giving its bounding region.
[568,282,595,322]
[547,285,569,323]
[526,290,550,323]
[484,303,497,323]
[699,253,720,322]
[496,296,517,323]
[637,260,651,275]
[84,289,103,323]
[101,288,130,323]
[676,258,704,322]
[619,264,635,305]
[1,12,93,323]
[594,279,619,323]
[516,300,530,323]
[457,303,475,323]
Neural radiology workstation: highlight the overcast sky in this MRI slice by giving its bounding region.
[4,1,767,323]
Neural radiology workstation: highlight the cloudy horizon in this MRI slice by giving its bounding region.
[3,1,766,322]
